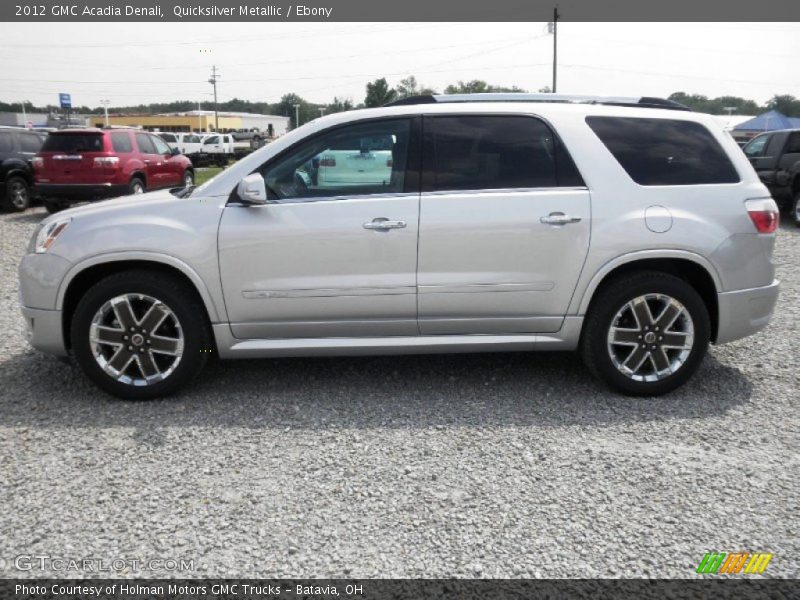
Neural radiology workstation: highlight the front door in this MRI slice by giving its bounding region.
[417,114,591,334]
[218,117,421,339]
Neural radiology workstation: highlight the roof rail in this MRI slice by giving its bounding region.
[385,93,690,111]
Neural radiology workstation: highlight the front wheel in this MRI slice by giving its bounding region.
[129,177,145,195]
[793,192,800,227]
[183,170,194,187]
[581,271,710,396]
[71,270,212,399]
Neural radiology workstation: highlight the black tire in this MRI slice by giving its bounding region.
[71,270,212,400]
[793,191,800,227]
[44,199,68,214]
[580,271,710,396]
[129,177,145,195]
[183,169,194,187]
[3,175,31,212]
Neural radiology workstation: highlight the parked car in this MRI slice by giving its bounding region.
[314,133,394,189]
[742,129,800,225]
[33,128,194,213]
[0,126,46,211]
[19,93,780,400]
[158,132,204,156]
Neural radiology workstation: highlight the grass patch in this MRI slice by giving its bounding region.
[194,167,224,186]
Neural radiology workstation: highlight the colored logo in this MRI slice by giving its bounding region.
[696,552,773,574]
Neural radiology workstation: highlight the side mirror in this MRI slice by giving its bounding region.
[236,173,268,205]
[170,147,180,156]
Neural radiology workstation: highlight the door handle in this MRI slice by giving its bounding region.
[143,160,151,164]
[363,218,407,230]
[540,212,582,225]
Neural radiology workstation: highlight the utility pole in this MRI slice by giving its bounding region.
[100,99,110,127]
[208,65,220,132]
[197,101,202,132]
[21,100,26,126]
[293,103,301,129]
[552,7,559,93]
[318,107,326,118]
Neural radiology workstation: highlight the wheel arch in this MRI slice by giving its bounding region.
[576,251,721,342]
[58,253,222,350]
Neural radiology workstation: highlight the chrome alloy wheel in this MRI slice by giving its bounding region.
[606,294,695,382]
[89,294,184,386]
[9,179,29,209]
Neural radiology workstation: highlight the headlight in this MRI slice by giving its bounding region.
[33,217,71,253]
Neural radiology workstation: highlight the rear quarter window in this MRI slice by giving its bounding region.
[586,116,740,186]
[110,132,133,153]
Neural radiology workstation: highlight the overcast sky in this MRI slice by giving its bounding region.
[0,22,797,110]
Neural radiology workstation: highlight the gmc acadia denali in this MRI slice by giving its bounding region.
[18,94,780,399]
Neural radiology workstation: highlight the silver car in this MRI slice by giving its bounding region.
[18,94,780,399]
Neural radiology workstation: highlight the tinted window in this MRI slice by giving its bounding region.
[151,135,171,155]
[42,133,104,152]
[135,133,156,154]
[743,134,769,158]
[17,132,42,152]
[429,116,579,191]
[111,132,133,153]
[785,133,800,154]
[586,117,740,185]
[160,133,176,143]
[204,136,219,145]
[185,135,200,143]
[0,132,13,152]
[260,118,411,201]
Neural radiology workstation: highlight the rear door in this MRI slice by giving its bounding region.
[417,114,590,334]
[134,132,164,189]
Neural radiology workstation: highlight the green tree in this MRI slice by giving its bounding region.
[275,93,317,128]
[364,78,397,107]
[395,76,437,99]
[326,96,355,114]
[444,80,527,94]
[765,94,800,117]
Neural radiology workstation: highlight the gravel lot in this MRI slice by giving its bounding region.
[0,207,798,579]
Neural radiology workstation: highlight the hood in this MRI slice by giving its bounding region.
[42,188,199,225]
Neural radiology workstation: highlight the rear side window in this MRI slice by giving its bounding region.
[42,134,104,153]
[427,115,582,191]
[135,133,156,154]
[160,133,176,143]
[586,117,740,185]
[17,133,42,152]
[0,132,13,152]
[111,132,133,153]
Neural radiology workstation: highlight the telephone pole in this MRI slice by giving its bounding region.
[293,103,300,129]
[208,65,220,132]
[552,7,559,93]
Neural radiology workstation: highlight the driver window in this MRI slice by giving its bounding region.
[743,135,768,158]
[260,119,411,202]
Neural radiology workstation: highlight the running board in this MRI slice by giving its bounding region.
[213,317,583,359]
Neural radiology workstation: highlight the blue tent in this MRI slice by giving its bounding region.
[734,110,800,132]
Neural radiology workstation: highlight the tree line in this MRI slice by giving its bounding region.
[3,76,799,129]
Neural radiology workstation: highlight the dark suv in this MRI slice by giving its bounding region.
[33,128,194,213]
[0,127,46,211]
[742,128,800,225]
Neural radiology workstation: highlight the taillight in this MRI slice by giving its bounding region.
[93,156,119,168]
[319,157,336,167]
[745,198,779,234]
[32,157,44,169]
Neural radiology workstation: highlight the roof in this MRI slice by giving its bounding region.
[165,110,290,120]
[388,93,690,111]
[733,110,800,131]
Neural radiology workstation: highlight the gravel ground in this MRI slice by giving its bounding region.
[0,207,798,579]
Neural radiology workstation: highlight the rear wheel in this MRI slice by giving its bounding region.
[129,177,145,195]
[71,270,211,400]
[581,271,710,396]
[3,176,31,212]
[183,170,194,187]
[793,191,800,227]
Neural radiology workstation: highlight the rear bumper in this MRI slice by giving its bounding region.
[35,182,128,201]
[715,279,780,344]
[20,306,67,357]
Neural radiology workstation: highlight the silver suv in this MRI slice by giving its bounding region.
[18,94,780,399]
